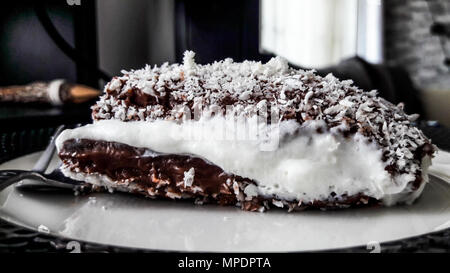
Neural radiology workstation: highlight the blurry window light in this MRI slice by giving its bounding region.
[260,0,383,68]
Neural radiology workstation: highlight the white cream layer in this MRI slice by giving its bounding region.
[56,119,430,204]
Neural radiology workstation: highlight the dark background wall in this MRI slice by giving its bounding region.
[0,1,77,86]
[96,0,175,78]
[0,0,99,88]
[95,0,265,78]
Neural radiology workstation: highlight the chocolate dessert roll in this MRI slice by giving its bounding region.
[56,51,434,211]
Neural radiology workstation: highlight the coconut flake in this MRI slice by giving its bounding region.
[183,167,195,187]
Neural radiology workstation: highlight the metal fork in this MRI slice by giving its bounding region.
[0,125,85,192]
[32,124,65,172]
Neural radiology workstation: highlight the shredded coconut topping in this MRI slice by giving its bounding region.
[92,51,434,183]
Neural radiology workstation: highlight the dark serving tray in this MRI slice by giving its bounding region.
[0,122,449,253]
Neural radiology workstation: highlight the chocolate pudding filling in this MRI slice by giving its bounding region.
[59,138,382,211]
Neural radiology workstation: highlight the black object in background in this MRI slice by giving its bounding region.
[175,0,272,64]
[0,0,99,88]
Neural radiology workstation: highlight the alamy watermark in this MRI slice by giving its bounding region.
[66,241,81,253]
[366,241,381,253]
[66,0,81,6]
[167,103,296,152]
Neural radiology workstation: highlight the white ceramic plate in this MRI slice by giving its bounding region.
[1,152,450,252]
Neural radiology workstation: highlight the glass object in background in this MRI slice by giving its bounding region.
[260,0,383,68]
[421,74,450,127]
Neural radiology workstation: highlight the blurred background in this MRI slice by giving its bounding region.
[0,0,449,130]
